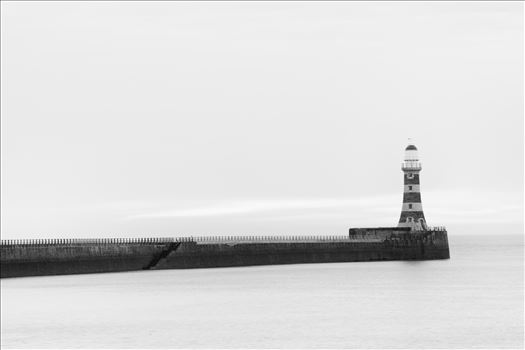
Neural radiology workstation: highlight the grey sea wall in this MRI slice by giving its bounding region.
[0,240,168,278]
[0,229,449,278]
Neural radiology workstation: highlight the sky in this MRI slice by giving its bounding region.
[1,1,523,238]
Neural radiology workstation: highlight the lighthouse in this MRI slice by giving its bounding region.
[398,142,428,231]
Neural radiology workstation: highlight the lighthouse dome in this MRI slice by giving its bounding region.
[404,144,419,161]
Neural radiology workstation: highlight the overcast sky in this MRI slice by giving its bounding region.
[1,1,523,238]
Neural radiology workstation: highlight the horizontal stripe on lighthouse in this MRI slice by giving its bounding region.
[401,203,423,211]
[403,192,421,203]
[403,174,420,185]
[399,211,425,220]
[404,184,420,192]
[399,211,425,219]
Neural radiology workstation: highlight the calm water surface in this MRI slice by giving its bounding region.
[1,234,523,349]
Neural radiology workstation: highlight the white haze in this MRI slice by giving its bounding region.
[1,2,523,238]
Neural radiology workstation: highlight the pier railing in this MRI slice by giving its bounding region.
[0,228,446,247]
[414,226,447,232]
[0,235,366,246]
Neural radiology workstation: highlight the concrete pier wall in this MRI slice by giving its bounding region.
[0,230,449,278]
[156,230,449,270]
[0,243,168,278]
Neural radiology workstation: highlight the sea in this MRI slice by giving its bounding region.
[1,234,523,349]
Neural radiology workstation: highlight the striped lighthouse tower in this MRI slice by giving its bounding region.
[398,142,428,231]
